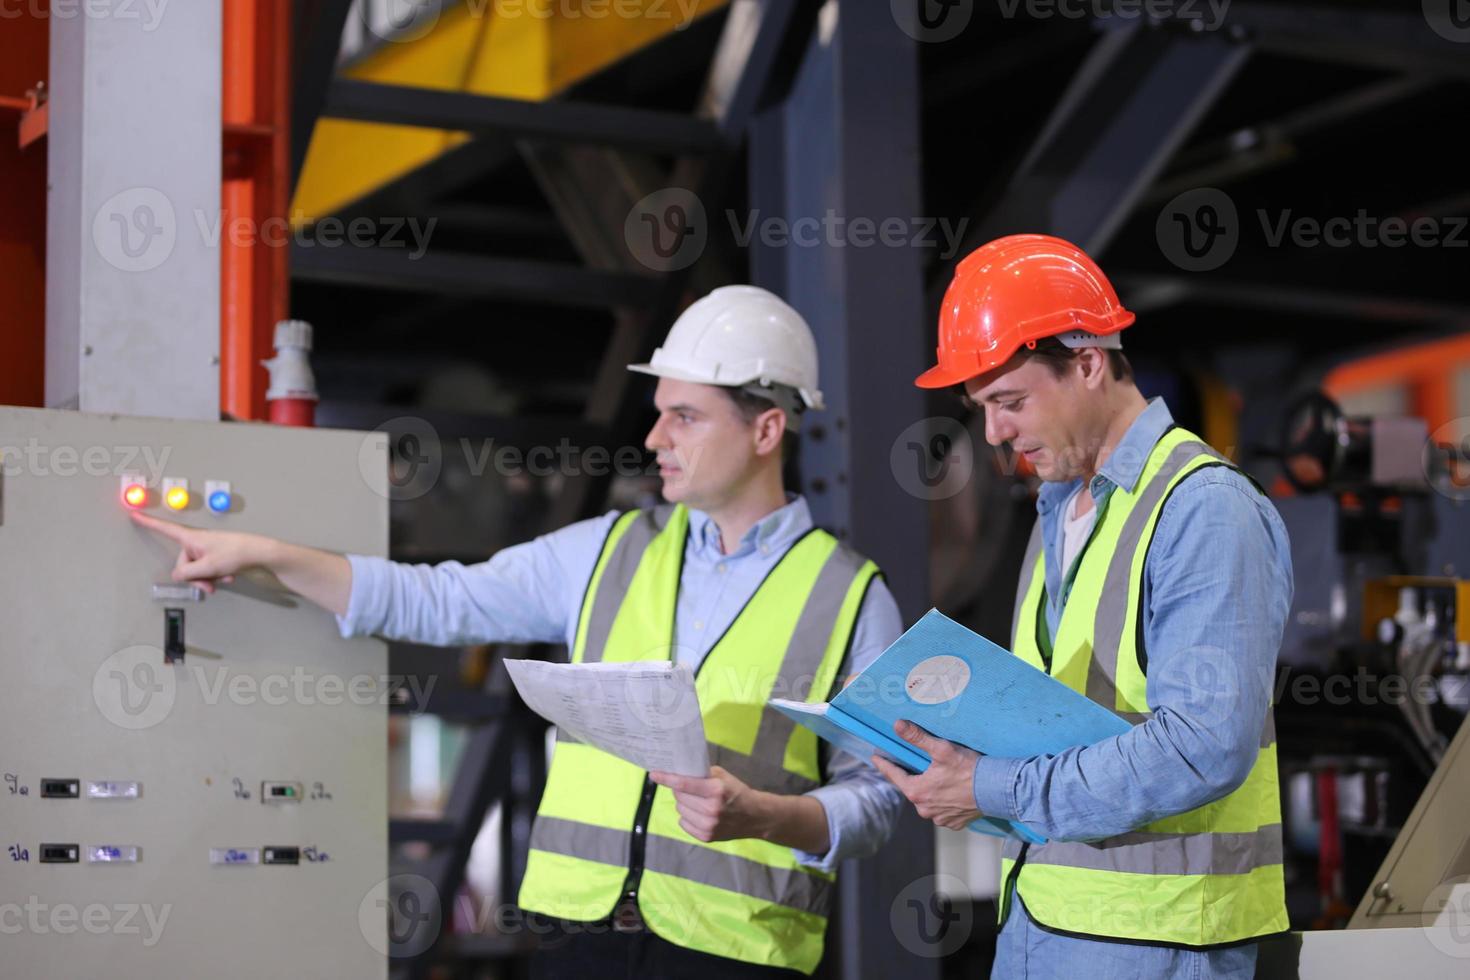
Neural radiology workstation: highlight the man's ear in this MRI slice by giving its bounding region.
[753,406,787,458]
[1076,347,1109,389]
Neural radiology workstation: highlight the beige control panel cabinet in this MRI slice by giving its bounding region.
[0,407,390,978]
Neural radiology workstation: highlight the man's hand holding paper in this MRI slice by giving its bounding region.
[503,658,710,777]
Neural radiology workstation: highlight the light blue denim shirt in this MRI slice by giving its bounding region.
[338,495,904,873]
[973,399,1293,979]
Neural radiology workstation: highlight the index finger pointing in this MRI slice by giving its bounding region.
[129,510,191,542]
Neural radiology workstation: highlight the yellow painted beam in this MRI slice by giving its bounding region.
[293,0,728,220]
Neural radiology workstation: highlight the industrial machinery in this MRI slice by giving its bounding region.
[1266,394,1470,932]
[0,406,390,978]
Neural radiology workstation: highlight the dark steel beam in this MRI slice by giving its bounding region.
[291,0,356,191]
[749,5,935,978]
[1202,2,1470,78]
[416,203,566,241]
[700,0,807,140]
[938,21,1248,292]
[1143,77,1433,206]
[323,80,724,154]
[290,243,660,309]
[519,144,666,273]
[1116,274,1470,326]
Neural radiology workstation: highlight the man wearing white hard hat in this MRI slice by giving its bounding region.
[131,285,904,978]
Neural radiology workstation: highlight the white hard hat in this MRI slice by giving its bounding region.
[628,285,825,411]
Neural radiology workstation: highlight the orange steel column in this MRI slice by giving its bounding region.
[221,0,291,421]
[0,8,49,408]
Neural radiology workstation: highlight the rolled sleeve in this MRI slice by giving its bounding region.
[972,754,1022,821]
[336,553,392,638]
[793,771,904,873]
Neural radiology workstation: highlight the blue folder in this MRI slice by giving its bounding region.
[771,608,1132,843]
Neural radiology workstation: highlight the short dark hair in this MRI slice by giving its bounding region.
[1015,335,1134,382]
[724,386,800,462]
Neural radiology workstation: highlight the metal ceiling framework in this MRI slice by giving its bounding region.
[291,0,357,190]
[933,4,1470,316]
[933,19,1251,294]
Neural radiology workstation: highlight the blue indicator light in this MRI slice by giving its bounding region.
[207,490,232,513]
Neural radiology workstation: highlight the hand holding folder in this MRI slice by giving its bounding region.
[770,609,1132,843]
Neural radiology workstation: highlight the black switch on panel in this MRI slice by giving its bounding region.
[164,608,186,664]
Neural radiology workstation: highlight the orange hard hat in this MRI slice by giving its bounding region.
[915,234,1135,389]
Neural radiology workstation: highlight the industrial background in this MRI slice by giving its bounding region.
[2,0,1470,977]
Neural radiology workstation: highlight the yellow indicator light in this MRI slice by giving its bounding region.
[165,486,190,511]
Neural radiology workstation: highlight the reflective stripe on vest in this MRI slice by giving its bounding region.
[1001,428,1288,948]
[517,504,878,973]
[527,815,836,912]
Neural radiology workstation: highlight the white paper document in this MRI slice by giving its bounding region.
[504,659,710,777]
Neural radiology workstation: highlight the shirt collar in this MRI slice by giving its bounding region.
[1097,397,1175,494]
[1035,398,1175,513]
[687,493,812,558]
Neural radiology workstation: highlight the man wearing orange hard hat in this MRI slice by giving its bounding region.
[875,234,1293,978]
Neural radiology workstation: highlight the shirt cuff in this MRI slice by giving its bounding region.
[973,755,1022,822]
[789,784,853,875]
[336,554,386,638]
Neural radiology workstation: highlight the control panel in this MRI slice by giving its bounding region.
[0,407,389,978]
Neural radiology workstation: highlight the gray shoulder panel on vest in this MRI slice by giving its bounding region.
[1013,518,1045,651]
[1087,441,1210,711]
[579,509,669,664]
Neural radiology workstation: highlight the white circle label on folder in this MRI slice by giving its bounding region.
[905,655,971,705]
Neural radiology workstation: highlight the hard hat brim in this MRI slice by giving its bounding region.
[626,362,715,385]
[915,360,986,390]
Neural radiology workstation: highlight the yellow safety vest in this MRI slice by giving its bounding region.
[517,504,880,973]
[1000,427,1288,947]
